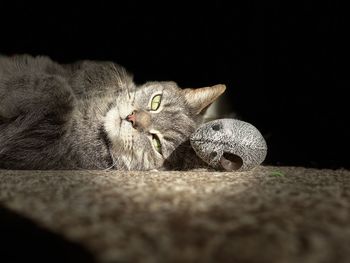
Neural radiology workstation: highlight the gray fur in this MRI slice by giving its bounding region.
[190,119,267,171]
[0,54,220,170]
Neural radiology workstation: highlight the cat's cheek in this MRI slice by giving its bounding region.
[104,123,120,144]
[116,96,135,119]
[119,121,136,150]
[153,155,165,170]
[104,107,121,133]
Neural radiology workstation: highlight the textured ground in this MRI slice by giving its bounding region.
[1,166,350,263]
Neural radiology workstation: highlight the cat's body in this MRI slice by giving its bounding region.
[0,55,225,170]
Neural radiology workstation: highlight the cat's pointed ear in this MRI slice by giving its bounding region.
[182,84,226,115]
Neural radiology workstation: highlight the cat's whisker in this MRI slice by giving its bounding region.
[123,154,132,171]
[115,153,124,169]
[125,83,131,101]
[113,148,129,170]
[112,64,132,102]
[141,150,148,170]
[146,154,154,171]
[129,134,133,151]
[131,89,136,104]
[113,64,124,87]
[129,135,136,169]
[103,151,117,171]
[128,145,135,170]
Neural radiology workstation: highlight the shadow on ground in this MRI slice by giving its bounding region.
[0,206,96,263]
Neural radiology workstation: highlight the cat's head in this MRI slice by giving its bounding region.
[104,81,225,170]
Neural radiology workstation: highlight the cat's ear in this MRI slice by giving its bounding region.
[182,84,226,115]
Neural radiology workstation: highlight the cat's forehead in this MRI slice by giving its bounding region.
[139,81,180,94]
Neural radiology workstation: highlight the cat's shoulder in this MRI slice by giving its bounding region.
[0,54,66,76]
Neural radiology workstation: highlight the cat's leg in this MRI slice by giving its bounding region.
[0,74,76,169]
[0,73,75,122]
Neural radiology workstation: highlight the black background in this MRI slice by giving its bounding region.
[0,1,348,169]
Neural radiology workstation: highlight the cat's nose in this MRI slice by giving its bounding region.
[126,111,136,126]
[126,110,151,131]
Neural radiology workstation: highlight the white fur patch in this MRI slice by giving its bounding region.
[104,94,135,146]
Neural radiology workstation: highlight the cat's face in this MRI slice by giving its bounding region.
[104,81,225,170]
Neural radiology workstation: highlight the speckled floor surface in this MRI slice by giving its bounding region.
[1,166,350,263]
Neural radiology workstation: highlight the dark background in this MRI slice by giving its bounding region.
[0,1,348,169]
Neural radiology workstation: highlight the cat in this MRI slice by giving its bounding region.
[0,54,225,170]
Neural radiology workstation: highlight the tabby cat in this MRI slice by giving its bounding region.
[0,55,225,170]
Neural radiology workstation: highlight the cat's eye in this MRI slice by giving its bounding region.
[150,94,162,111]
[152,134,162,154]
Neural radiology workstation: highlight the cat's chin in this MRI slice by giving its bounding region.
[104,106,135,147]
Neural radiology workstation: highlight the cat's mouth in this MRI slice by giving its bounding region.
[116,117,122,126]
[120,115,135,131]
[118,118,131,128]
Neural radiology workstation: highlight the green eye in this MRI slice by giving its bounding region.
[152,134,162,154]
[151,94,162,111]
